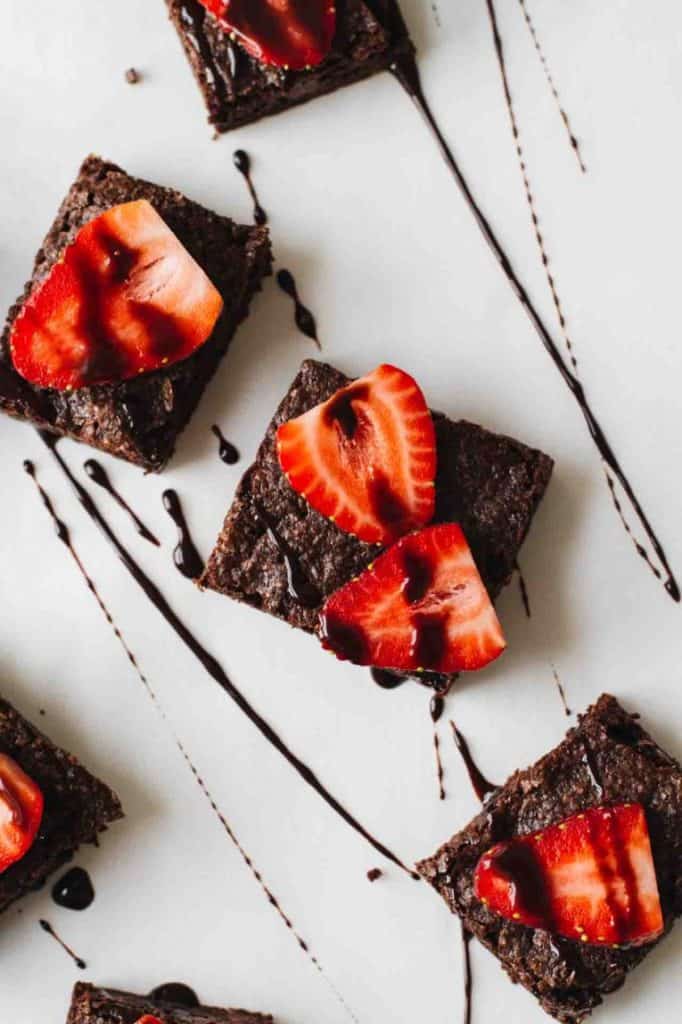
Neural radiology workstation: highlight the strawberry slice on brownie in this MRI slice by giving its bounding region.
[474,802,664,947]
[277,363,436,546]
[10,199,223,391]
[0,753,43,874]
[320,523,506,674]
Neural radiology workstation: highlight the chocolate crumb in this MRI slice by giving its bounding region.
[125,68,141,85]
[367,868,383,883]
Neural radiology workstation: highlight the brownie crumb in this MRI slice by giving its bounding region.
[125,68,141,84]
[367,868,383,883]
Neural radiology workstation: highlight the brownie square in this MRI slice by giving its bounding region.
[200,358,553,686]
[164,0,413,133]
[66,983,273,1024]
[0,695,123,915]
[417,695,682,1022]
[0,155,272,471]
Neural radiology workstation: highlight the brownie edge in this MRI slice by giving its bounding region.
[417,694,682,1023]
[66,982,274,1024]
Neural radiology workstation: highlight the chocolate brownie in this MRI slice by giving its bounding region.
[417,695,682,1022]
[200,359,553,686]
[0,155,272,471]
[164,0,413,133]
[0,695,122,915]
[66,983,273,1024]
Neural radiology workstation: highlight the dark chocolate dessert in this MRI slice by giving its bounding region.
[66,982,273,1024]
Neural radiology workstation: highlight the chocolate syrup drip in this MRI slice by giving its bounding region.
[390,51,679,603]
[23,460,69,544]
[83,459,159,546]
[211,424,240,465]
[39,432,416,876]
[150,983,199,1008]
[367,868,383,883]
[324,384,368,438]
[461,924,473,1024]
[255,505,321,607]
[516,564,531,619]
[179,2,230,109]
[162,489,205,580]
[517,0,586,172]
[551,666,572,717]
[491,841,555,927]
[430,694,445,723]
[450,722,498,803]
[39,920,86,969]
[370,667,408,689]
[581,738,604,799]
[433,727,445,801]
[276,269,320,348]
[233,150,267,225]
[51,867,95,911]
[24,462,357,1017]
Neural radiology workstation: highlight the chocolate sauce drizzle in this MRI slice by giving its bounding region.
[450,721,498,803]
[581,738,604,799]
[38,432,415,877]
[390,51,679,603]
[233,150,267,226]
[517,0,586,172]
[39,920,86,969]
[551,665,572,717]
[83,459,159,546]
[24,460,357,1019]
[52,867,95,911]
[162,489,205,580]
[370,668,408,689]
[149,984,199,1008]
[516,564,531,619]
[430,693,446,799]
[255,505,321,607]
[276,269,321,348]
[211,424,240,465]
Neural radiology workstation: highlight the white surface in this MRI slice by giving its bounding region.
[1,1,681,1021]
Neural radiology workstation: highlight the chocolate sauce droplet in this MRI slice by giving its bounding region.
[233,149,267,225]
[211,424,240,465]
[390,49,679,602]
[162,489,205,580]
[367,868,383,883]
[370,668,408,689]
[276,269,320,348]
[84,459,159,546]
[430,694,444,723]
[52,867,95,911]
[150,983,200,1007]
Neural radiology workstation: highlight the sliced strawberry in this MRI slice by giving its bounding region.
[199,0,336,70]
[319,523,505,673]
[277,364,437,545]
[135,1018,164,1024]
[0,753,44,874]
[474,803,664,947]
[10,200,223,391]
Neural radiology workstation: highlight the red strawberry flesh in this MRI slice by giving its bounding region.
[135,1018,165,1024]
[277,364,437,545]
[0,753,44,874]
[9,200,223,391]
[319,523,506,674]
[474,803,664,947]
[199,0,336,70]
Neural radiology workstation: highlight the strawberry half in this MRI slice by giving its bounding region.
[199,0,336,70]
[277,364,437,545]
[0,753,44,874]
[319,523,505,673]
[10,200,223,391]
[474,803,664,947]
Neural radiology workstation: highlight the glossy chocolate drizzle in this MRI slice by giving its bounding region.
[149,983,199,1008]
[255,505,321,607]
[516,564,531,619]
[517,0,586,172]
[38,432,416,877]
[39,920,86,969]
[551,665,572,717]
[276,269,320,348]
[461,924,473,1024]
[450,721,498,803]
[162,489,205,580]
[84,459,159,546]
[233,149,267,226]
[52,867,95,911]
[370,668,408,689]
[24,459,356,1013]
[211,424,240,465]
[390,50,679,603]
